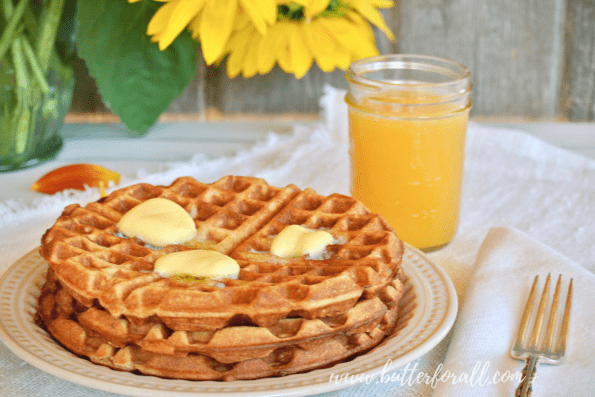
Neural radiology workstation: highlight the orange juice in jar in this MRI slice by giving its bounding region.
[345,55,472,251]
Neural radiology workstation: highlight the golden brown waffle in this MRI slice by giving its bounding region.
[38,268,403,363]
[38,175,406,380]
[37,268,403,381]
[40,177,403,330]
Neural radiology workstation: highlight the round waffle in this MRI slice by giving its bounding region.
[37,175,405,380]
[36,268,403,380]
[37,267,403,364]
[40,176,403,329]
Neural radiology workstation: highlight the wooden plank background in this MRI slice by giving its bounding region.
[69,0,595,122]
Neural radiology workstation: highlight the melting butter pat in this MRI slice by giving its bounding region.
[117,198,197,247]
[154,250,240,279]
[270,225,334,259]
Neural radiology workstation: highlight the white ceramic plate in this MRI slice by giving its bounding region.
[0,244,457,396]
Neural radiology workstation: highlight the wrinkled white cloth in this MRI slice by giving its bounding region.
[432,227,595,396]
[1,86,595,396]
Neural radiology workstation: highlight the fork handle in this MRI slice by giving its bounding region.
[516,355,539,397]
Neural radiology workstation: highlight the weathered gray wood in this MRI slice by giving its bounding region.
[166,53,205,115]
[207,63,347,114]
[562,0,595,121]
[165,63,203,114]
[395,0,565,119]
[70,58,109,113]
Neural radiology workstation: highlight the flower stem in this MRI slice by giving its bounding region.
[0,0,27,62]
[36,0,66,72]
[22,36,50,95]
[10,37,31,154]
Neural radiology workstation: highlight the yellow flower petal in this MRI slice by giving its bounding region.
[257,27,281,74]
[348,10,377,42]
[159,0,206,50]
[368,0,394,7]
[147,1,177,37]
[275,23,293,73]
[304,0,331,17]
[303,20,336,72]
[225,26,254,78]
[321,32,351,70]
[333,48,353,69]
[238,0,277,35]
[231,10,253,32]
[199,0,237,64]
[289,23,313,79]
[265,23,293,74]
[188,13,201,40]
[343,0,395,41]
[319,15,377,60]
[258,0,278,24]
[241,35,261,77]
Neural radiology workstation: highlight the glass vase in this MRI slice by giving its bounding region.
[0,66,74,171]
[0,0,76,172]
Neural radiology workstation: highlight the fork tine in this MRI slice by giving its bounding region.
[514,275,539,348]
[513,275,573,397]
[541,275,561,351]
[557,278,573,356]
[529,273,551,349]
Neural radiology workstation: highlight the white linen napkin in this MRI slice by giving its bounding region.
[432,227,595,396]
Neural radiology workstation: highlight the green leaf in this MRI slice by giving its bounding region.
[76,0,198,134]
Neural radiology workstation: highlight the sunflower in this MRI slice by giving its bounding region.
[131,0,394,78]
[131,0,277,64]
[226,0,393,78]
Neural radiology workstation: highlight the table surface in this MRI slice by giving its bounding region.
[1,118,594,397]
[1,120,595,204]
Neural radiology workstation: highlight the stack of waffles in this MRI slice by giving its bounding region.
[36,176,405,381]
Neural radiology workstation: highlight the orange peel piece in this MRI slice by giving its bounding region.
[31,164,120,195]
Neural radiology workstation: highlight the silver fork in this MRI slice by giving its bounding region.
[511,274,573,397]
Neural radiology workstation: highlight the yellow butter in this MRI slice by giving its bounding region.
[117,198,197,247]
[270,225,334,259]
[154,250,240,279]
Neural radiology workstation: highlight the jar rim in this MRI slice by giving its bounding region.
[346,54,471,91]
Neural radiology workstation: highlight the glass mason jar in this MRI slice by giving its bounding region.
[0,1,76,172]
[345,54,472,251]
